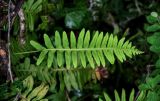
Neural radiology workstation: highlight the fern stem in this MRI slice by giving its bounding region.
[14,48,142,54]
[16,68,93,72]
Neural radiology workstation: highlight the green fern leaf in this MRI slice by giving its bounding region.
[107,34,114,47]
[28,13,34,31]
[89,31,99,68]
[30,29,142,68]
[91,31,100,66]
[84,30,90,47]
[118,37,125,48]
[99,98,103,101]
[121,89,126,101]
[104,49,115,64]
[44,34,53,49]
[96,32,105,67]
[27,0,34,11]
[77,29,85,48]
[104,34,115,64]
[101,32,109,47]
[86,51,95,68]
[78,29,86,67]
[71,31,78,68]
[30,40,45,51]
[64,72,72,91]
[77,71,83,90]
[47,51,53,68]
[24,58,30,70]
[33,5,42,14]
[104,92,111,101]
[114,90,120,101]
[136,91,146,101]
[44,34,54,67]
[36,51,48,65]
[69,71,79,90]
[63,31,71,69]
[31,0,42,13]
[114,36,126,62]
[55,31,63,67]
[58,72,65,91]
[129,89,135,101]
[102,89,145,101]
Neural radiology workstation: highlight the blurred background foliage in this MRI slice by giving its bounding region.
[1,0,160,100]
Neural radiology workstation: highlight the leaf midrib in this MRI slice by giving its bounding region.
[15,47,140,54]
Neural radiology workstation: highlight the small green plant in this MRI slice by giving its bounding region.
[14,57,95,91]
[99,89,146,101]
[145,12,160,68]
[138,12,160,101]
[27,29,142,68]
[14,29,142,100]
[0,75,49,101]
[139,75,160,101]
[23,0,43,31]
[21,75,49,101]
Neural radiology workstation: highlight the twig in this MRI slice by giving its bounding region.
[13,92,21,101]
[7,0,13,82]
[134,91,140,101]
[18,8,26,44]
[65,90,71,101]
[17,68,93,72]
[135,0,141,14]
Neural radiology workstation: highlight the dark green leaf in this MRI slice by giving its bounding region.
[114,90,120,101]
[70,31,77,68]
[65,11,86,29]
[36,51,48,65]
[30,40,45,51]
[31,0,42,12]
[156,58,160,68]
[121,89,126,101]
[146,24,160,32]
[104,92,111,101]
[129,89,135,101]
[63,31,71,69]
[44,34,54,49]
[55,31,63,66]
[146,15,158,24]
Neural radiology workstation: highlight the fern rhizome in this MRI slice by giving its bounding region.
[16,28,143,69]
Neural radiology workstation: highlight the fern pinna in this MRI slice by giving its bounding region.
[28,29,142,68]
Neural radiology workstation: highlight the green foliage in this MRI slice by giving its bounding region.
[0,76,49,101]
[29,29,142,68]
[65,11,88,29]
[139,75,160,101]
[23,0,43,31]
[37,16,50,31]
[14,58,96,91]
[99,89,146,101]
[10,33,37,65]
[2,0,157,100]
[0,80,23,100]
[21,75,49,101]
[147,32,160,53]
[145,12,160,68]
[138,12,160,101]
[139,75,160,90]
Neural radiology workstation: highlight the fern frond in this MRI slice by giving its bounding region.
[100,89,146,101]
[29,29,143,68]
[14,58,95,91]
[21,76,49,101]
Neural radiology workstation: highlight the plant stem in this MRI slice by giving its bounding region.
[7,0,13,82]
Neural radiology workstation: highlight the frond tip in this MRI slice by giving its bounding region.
[30,29,143,68]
